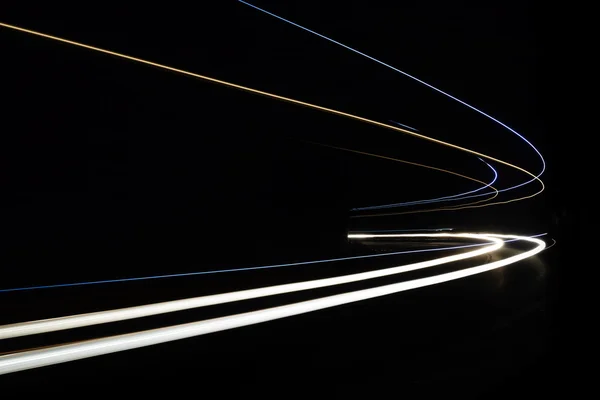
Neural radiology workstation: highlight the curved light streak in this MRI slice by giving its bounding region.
[352,157,498,210]
[0,233,546,294]
[351,182,547,217]
[544,238,557,251]
[239,0,545,204]
[306,141,499,209]
[0,233,545,375]
[0,233,502,340]
[358,154,547,214]
[0,239,497,294]
[0,21,544,211]
[308,141,499,209]
[0,8,548,377]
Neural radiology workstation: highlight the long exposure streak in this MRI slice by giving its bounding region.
[239,1,546,208]
[0,4,548,377]
[0,233,503,339]
[309,142,499,208]
[0,240,500,293]
[352,157,498,209]
[0,22,543,211]
[0,233,546,374]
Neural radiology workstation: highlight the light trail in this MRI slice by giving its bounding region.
[353,228,453,232]
[0,234,502,340]
[308,141,499,208]
[239,0,546,208]
[0,239,497,293]
[311,128,503,211]
[351,157,498,210]
[389,120,419,132]
[0,6,548,377]
[0,21,543,212]
[0,233,547,294]
[351,183,547,217]
[0,233,545,375]
[356,153,547,214]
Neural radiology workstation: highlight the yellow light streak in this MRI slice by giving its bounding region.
[306,141,499,209]
[0,22,543,210]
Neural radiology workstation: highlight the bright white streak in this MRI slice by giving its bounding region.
[0,233,544,375]
[0,233,500,340]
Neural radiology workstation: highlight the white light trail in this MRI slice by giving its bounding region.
[0,234,501,340]
[0,6,548,378]
[0,233,545,375]
[0,237,500,294]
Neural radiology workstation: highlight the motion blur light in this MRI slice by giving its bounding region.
[0,233,545,375]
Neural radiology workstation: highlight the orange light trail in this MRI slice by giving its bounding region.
[306,141,499,209]
[0,21,543,210]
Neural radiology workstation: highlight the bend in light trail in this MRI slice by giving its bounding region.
[0,239,497,294]
[372,121,503,209]
[0,22,543,210]
[0,233,503,340]
[352,157,498,210]
[360,154,544,211]
[0,233,546,294]
[306,140,499,209]
[351,179,545,217]
[308,141,500,210]
[0,233,546,375]
[0,9,550,377]
[239,0,545,203]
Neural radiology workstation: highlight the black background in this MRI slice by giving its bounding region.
[1,0,576,396]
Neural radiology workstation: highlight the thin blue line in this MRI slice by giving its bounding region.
[239,1,545,200]
[389,120,419,132]
[0,233,546,293]
[352,157,498,210]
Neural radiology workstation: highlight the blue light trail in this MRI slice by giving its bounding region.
[239,0,545,205]
[0,234,545,293]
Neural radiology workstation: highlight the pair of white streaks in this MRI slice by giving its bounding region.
[0,233,545,375]
[0,2,547,376]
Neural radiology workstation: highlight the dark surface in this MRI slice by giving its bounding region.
[1,241,558,397]
[0,0,569,396]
